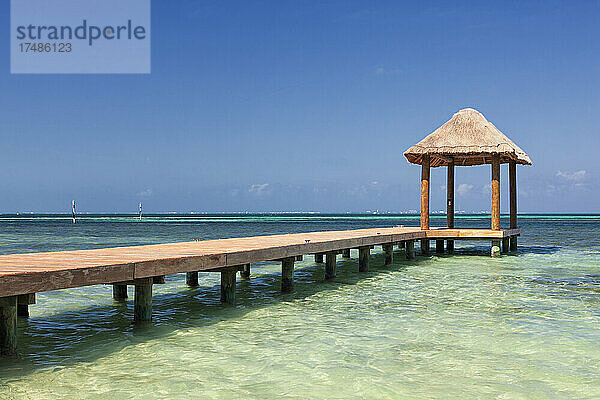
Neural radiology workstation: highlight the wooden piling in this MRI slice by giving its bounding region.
[421,155,430,230]
[341,249,351,258]
[134,278,153,322]
[491,154,501,231]
[397,241,405,249]
[383,244,393,265]
[491,240,501,257]
[240,264,251,279]
[447,158,455,253]
[0,296,17,356]
[314,253,324,263]
[510,236,518,252]
[17,293,34,317]
[435,240,444,254]
[186,271,199,287]
[420,239,430,256]
[281,257,295,292]
[502,237,510,254]
[406,240,415,260]
[325,251,337,279]
[359,246,370,272]
[113,284,128,300]
[220,268,237,305]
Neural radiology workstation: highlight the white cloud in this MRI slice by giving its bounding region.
[137,188,153,197]
[457,183,473,196]
[249,183,270,196]
[556,170,586,182]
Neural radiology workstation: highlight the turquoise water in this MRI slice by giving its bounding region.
[0,214,599,399]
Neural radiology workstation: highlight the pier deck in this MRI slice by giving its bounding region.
[0,226,520,355]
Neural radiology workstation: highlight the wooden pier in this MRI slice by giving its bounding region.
[0,226,519,355]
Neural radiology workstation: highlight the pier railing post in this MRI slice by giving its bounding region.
[134,278,153,322]
[314,253,324,263]
[325,251,337,279]
[383,244,393,265]
[113,284,128,300]
[359,246,370,272]
[186,271,199,287]
[0,296,17,356]
[220,268,237,305]
[240,264,251,279]
[281,257,295,292]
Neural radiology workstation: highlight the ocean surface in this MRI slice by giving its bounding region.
[0,214,599,399]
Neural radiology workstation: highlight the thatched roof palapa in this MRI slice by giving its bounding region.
[404,108,532,167]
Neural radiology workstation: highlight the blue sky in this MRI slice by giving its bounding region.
[1,0,598,213]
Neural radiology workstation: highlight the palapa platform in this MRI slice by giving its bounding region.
[0,226,520,355]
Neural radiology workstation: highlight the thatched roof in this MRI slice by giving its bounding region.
[404,108,532,167]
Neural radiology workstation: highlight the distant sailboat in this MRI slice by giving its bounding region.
[72,200,76,224]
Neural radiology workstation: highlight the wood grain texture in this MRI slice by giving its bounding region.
[421,155,430,230]
[491,154,501,231]
[0,227,522,297]
[510,161,517,229]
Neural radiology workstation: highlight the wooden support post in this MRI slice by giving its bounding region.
[435,240,444,254]
[398,241,405,249]
[383,244,393,265]
[113,284,128,300]
[420,239,430,256]
[153,275,165,284]
[510,236,518,252]
[502,237,510,254]
[0,296,17,356]
[325,251,337,279]
[281,257,295,292]
[359,246,370,272]
[421,155,430,230]
[491,154,501,231]
[17,294,33,317]
[406,240,415,260]
[447,158,455,253]
[509,160,518,253]
[186,271,199,287]
[220,268,237,305]
[341,249,351,258]
[491,240,501,257]
[240,264,251,279]
[314,253,324,263]
[509,160,517,229]
[134,278,153,322]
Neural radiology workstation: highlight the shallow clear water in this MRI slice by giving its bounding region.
[0,214,599,399]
